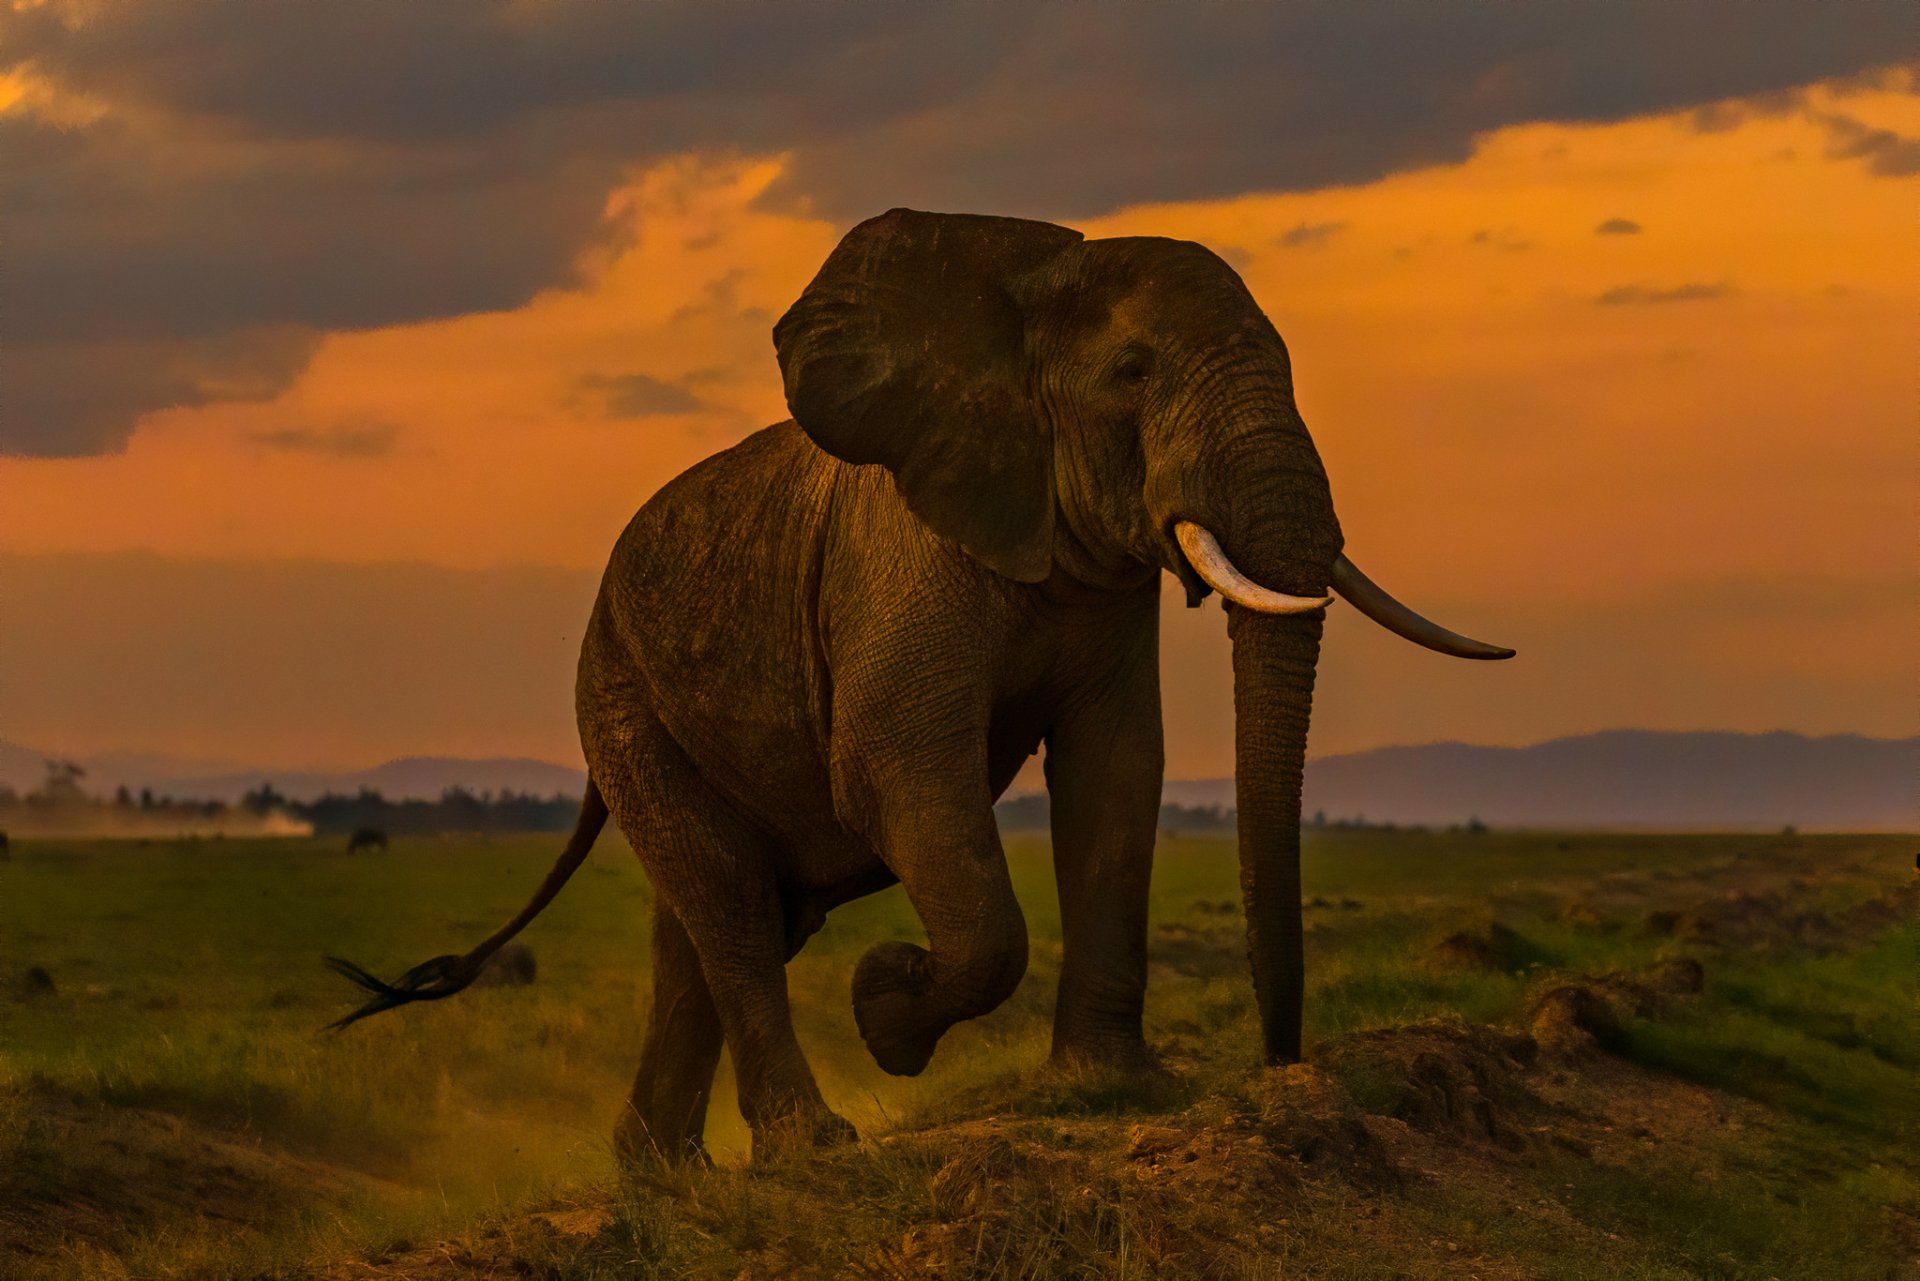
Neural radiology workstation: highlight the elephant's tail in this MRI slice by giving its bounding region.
[322,778,610,1031]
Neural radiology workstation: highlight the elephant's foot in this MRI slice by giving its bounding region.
[613,1112,713,1171]
[750,1104,859,1161]
[1047,1032,1164,1080]
[1044,1039,1182,1109]
[851,941,945,1077]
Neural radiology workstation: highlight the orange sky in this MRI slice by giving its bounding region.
[3,78,1914,775]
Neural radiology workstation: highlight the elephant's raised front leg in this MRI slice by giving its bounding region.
[850,790,1030,1074]
[836,711,1029,1076]
[1043,619,1163,1074]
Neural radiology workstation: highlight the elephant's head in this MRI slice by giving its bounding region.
[776,209,1512,1065]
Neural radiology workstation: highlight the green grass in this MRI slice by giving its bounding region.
[1,827,1913,1278]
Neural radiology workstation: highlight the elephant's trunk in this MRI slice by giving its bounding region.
[1227,604,1323,1065]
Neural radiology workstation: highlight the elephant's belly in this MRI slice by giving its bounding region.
[987,702,1050,800]
[587,642,888,896]
[650,686,872,885]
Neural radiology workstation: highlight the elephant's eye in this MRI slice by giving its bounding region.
[1113,349,1154,385]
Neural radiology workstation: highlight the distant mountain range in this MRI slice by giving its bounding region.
[4,730,1911,829]
[1161,730,1915,831]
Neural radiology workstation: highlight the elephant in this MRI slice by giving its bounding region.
[327,208,1512,1162]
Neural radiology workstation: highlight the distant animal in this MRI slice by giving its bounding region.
[0,830,9,860]
[345,827,388,854]
[472,943,537,988]
[328,209,1512,1163]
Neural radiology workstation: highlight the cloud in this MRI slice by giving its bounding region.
[0,108,620,457]
[1274,221,1349,248]
[576,373,707,418]
[0,323,322,457]
[1684,88,1809,134]
[4,0,1914,455]
[1594,282,1735,306]
[758,6,1919,217]
[667,268,772,326]
[249,416,399,457]
[1817,112,1920,176]
[1468,228,1535,252]
[1595,217,1644,235]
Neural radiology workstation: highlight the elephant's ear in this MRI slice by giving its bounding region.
[774,208,1083,583]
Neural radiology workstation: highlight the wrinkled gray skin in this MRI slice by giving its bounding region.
[338,210,1401,1161]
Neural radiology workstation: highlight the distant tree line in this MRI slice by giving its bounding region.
[246,784,581,836]
[3,760,1493,840]
[0,760,232,823]
[1305,810,1489,834]
[993,795,1237,834]
[990,800,1493,836]
[0,761,580,838]
[0,760,268,837]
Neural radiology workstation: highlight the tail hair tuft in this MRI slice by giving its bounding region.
[322,953,476,1031]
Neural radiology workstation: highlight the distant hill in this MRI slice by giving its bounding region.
[1162,731,1914,831]
[0,740,586,803]
[169,756,591,804]
[6,730,1912,828]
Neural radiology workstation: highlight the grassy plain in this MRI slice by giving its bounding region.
[1,827,1913,1278]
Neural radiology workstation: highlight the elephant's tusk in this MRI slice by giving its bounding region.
[1330,555,1515,660]
[1174,522,1333,615]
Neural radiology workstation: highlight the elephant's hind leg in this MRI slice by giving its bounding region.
[592,719,856,1158]
[617,900,724,1166]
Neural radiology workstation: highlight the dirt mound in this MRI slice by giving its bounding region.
[327,992,1866,1281]
[1528,953,1708,1057]
[337,1027,1562,1279]
[1529,984,1627,1056]
[873,1035,1566,1277]
[1557,900,1620,931]
[0,1085,399,1273]
[1644,955,1705,995]
[1429,921,1536,972]
[1643,882,1914,953]
[1314,1022,1539,1155]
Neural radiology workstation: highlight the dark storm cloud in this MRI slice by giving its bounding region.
[1817,112,1920,176]
[1595,218,1644,235]
[0,112,621,348]
[762,4,1917,217]
[1595,282,1735,306]
[0,326,323,456]
[4,0,1913,456]
[0,107,622,457]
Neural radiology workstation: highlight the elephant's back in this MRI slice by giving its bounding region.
[608,422,836,599]
[581,423,845,838]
